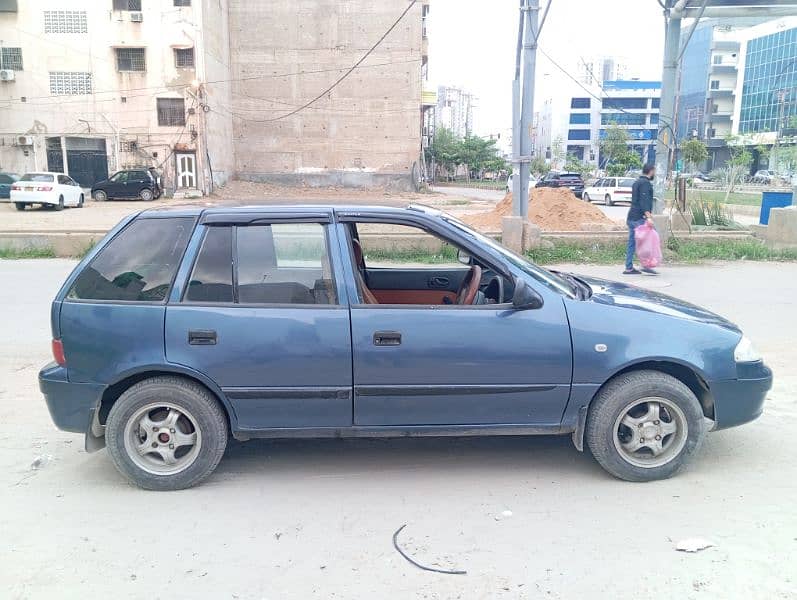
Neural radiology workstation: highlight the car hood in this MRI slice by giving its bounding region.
[575,275,740,331]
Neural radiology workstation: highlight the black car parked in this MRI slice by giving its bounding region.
[92,168,161,202]
[536,171,585,198]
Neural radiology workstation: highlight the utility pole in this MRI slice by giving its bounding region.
[512,0,550,218]
[654,0,681,214]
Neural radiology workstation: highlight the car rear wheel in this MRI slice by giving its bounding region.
[106,376,228,491]
[604,194,613,207]
[14,202,25,211]
[55,196,64,211]
[583,192,590,203]
[585,370,706,482]
[93,190,107,202]
[139,188,154,201]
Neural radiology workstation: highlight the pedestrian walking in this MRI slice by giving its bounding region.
[623,163,658,275]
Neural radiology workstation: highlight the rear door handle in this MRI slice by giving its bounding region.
[188,330,217,345]
[373,331,401,346]
[428,276,450,288]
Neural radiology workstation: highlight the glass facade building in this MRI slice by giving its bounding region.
[739,27,797,134]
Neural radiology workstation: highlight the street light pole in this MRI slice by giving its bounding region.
[654,1,681,214]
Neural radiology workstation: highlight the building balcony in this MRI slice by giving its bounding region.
[711,60,738,70]
[708,86,735,96]
[710,110,733,119]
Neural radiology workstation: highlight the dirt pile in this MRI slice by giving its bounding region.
[464,187,622,232]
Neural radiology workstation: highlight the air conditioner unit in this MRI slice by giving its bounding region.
[0,70,15,82]
[16,135,33,146]
[129,11,143,22]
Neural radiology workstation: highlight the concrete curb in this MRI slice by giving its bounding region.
[0,228,757,258]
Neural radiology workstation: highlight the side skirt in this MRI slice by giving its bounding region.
[232,423,571,441]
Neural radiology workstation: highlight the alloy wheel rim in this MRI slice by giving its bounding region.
[123,402,202,475]
[612,397,688,468]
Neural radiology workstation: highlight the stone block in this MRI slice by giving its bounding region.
[502,216,524,253]
[525,223,542,249]
[765,206,797,249]
[671,210,692,232]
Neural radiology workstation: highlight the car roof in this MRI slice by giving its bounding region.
[21,171,64,176]
[140,203,444,220]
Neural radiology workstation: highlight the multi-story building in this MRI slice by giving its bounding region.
[0,0,429,193]
[539,79,660,168]
[435,85,474,138]
[577,55,628,87]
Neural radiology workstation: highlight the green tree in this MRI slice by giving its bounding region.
[681,138,709,172]
[605,151,642,176]
[599,123,629,168]
[564,154,592,179]
[459,134,502,180]
[430,127,461,179]
[713,135,753,200]
[530,156,549,177]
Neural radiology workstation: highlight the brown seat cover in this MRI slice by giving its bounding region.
[352,238,378,304]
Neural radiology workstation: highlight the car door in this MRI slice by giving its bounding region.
[106,172,127,198]
[338,215,573,428]
[604,178,615,202]
[64,175,81,205]
[126,170,147,197]
[165,211,354,430]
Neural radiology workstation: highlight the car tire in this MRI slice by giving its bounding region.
[14,202,25,211]
[585,370,706,482]
[77,194,84,208]
[583,193,590,203]
[139,188,154,201]
[605,194,613,206]
[93,190,107,202]
[106,376,228,491]
[55,196,64,211]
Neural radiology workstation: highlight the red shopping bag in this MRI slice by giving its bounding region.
[635,221,662,269]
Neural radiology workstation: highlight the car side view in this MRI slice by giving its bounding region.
[91,168,161,202]
[39,205,772,490]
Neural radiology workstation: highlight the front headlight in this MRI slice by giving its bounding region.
[734,336,761,363]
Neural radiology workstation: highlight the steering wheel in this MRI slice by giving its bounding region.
[456,265,482,305]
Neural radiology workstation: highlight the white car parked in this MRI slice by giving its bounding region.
[7,172,85,211]
[582,176,635,206]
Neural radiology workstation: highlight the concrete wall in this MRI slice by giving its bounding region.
[227,0,424,190]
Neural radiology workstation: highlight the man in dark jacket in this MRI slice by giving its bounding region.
[624,164,657,275]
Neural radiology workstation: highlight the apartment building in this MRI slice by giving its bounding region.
[0,0,428,193]
[435,85,475,138]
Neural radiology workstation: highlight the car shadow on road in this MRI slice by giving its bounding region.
[212,434,606,482]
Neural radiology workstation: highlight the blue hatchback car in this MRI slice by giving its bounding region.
[39,204,772,490]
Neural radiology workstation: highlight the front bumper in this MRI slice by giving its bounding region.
[39,362,104,433]
[710,361,773,431]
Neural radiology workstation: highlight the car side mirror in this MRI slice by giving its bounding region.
[512,279,544,310]
[457,248,471,265]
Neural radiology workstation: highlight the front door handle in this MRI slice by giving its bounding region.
[373,331,401,346]
[428,276,450,288]
[188,330,217,345]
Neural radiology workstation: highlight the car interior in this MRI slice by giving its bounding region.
[346,222,515,306]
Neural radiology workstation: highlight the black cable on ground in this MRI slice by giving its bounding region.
[392,524,467,576]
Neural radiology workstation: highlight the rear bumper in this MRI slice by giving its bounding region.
[39,362,104,433]
[10,192,58,205]
[710,362,773,431]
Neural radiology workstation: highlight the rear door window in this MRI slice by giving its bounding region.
[237,223,336,305]
[185,226,233,303]
[67,217,194,302]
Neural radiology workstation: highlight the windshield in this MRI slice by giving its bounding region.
[443,216,577,298]
[20,173,54,182]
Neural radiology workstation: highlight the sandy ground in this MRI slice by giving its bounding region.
[1,260,795,599]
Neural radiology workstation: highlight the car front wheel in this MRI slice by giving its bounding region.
[583,192,590,203]
[106,376,228,490]
[585,370,706,482]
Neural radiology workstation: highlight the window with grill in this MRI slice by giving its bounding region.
[116,48,146,72]
[174,0,191,5]
[44,11,88,33]
[113,0,142,9]
[174,48,194,68]
[1,47,22,70]
[49,72,93,95]
[157,98,186,126]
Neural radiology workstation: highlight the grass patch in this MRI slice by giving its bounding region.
[363,244,459,265]
[0,246,56,259]
[666,189,763,207]
[434,180,508,191]
[666,237,797,262]
[527,242,626,265]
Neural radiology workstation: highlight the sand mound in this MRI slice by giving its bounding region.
[464,187,622,232]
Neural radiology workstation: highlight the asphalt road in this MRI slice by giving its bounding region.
[1,259,795,599]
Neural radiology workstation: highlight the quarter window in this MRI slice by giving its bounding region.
[67,217,194,302]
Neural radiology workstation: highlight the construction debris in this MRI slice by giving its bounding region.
[464,188,622,232]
